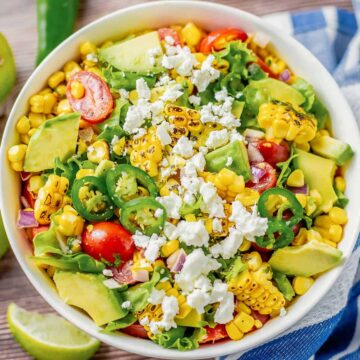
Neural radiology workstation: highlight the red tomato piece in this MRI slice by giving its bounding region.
[158,28,182,46]
[199,28,248,54]
[112,261,136,285]
[82,222,135,263]
[22,180,36,209]
[250,310,269,332]
[256,140,289,168]
[31,225,49,240]
[66,71,114,123]
[246,162,277,193]
[199,324,229,344]
[252,242,272,254]
[122,324,149,339]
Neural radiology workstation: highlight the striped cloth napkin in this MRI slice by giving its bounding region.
[218,6,360,360]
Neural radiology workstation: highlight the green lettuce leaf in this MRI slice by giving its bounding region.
[292,78,315,111]
[98,98,129,131]
[101,313,137,333]
[33,220,62,256]
[276,147,298,187]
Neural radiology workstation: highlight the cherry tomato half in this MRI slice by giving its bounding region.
[200,324,229,344]
[112,261,136,285]
[82,222,135,263]
[256,140,290,168]
[122,324,149,339]
[31,225,49,240]
[246,162,277,193]
[158,28,182,46]
[251,310,269,330]
[199,28,248,54]
[66,71,114,123]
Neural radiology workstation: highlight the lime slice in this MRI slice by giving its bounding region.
[0,32,16,102]
[0,212,9,259]
[7,303,100,360]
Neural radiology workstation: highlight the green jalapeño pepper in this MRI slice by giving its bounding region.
[106,164,158,209]
[120,197,166,236]
[71,176,114,222]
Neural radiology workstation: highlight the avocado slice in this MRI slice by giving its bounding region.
[99,31,163,74]
[294,149,337,214]
[0,33,16,103]
[175,309,204,328]
[269,240,342,277]
[272,270,295,301]
[232,100,245,118]
[23,113,80,172]
[310,135,354,166]
[53,271,127,326]
[205,140,251,181]
[246,78,305,107]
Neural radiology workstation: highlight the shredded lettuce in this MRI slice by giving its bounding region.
[276,147,298,187]
[98,98,128,131]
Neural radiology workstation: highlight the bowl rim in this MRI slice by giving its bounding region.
[1,1,360,359]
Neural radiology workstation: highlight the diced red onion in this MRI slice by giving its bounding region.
[279,69,291,82]
[20,196,31,209]
[288,184,308,195]
[79,127,94,143]
[20,171,31,181]
[167,249,187,272]
[251,166,266,183]
[247,143,264,164]
[17,210,38,228]
[132,269,149,283]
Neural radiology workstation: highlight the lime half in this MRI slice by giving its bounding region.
[7,303,100,360]
[0,212,9,258]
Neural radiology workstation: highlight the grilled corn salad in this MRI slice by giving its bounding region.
[9,24,354,350]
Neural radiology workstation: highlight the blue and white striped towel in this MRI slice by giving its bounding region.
[218,6,360,360]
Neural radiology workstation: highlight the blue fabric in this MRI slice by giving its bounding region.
[218,6,360,360]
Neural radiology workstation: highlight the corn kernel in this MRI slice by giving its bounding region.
[29,94,44,113]
[328,224,343,243]
[236,188,260,207]
[181,22,203,46]
[43,93,57,114]
[16,116,31,134]
[8,144,27,162]
[80,41,97,57]
[161,239,180,257]
[20,134,30,145]
[329,207,348,225]
[293,228,307,246]
[286,169,305,187]
[48,71,65,89]
[70,80,85,99]
[55,206,84,236]
[64,61,81,81]
[243,252,262,271]
[87,140,109,163]
[335,176,346,193]
[10,160,24,172]
[233,312,255,333]
[293,276,314,295]
[76,168,95,179]
[184,214,197,222]
[225,322,244,340]
[239,239,251,252]
[295,194,307,208]
[28,112,46,128]
[307,229,322,242]
[57,99,72,115]
[112,137,126,156]
[314,215,333,229]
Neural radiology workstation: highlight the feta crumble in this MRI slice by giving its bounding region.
[121,301,132,310]
[156,121,173,146]
[189,94,201,106]
[132,231,166,262]
[191,55,220,92]
[156,192,183,219]
[226,156,233,166]
[176,220,209,247]
[102,269,113,277]
[172,136,195,158]
[205,129,229,149]
[148,288,166,305]
[103,279,123,289]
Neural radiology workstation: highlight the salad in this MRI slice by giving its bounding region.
[7,23,354,350]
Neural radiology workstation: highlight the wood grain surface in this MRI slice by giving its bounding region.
[0,1,352,359]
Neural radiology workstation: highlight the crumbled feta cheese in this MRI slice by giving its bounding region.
[200,182,225,218]
[176,220,209,247]
[102,269,113,277]
[149,295,179,334]
[189,95,201,106]
[160,83,183,102]
[226,157,233,166]
[132,232,166,262]
[121,301,132,310]
[118,88,129,99]
[213,291,235,324]
[165,35,175,45]
[189,152,206,172]
[212,218,223,233]
[86,53,98,62]
[148,288,166,305]
[133,127,147,139]
[123,101,148,134]
[162,44,197,77]
[205,129,229,149]
[191,55,220,92]
[229,129,244,143]
[154,208,164,218]
[139,316,149,326]
[172,136,194,158]
[164,221,178,240]
[215,88,228,102]
[136,78,151,100]
[280,307,287,317]
[156,121,173,146]
[187,289,211,313]
[148,47,162,66]
[155,74,174,87]
[253,31,270,48]
[156,192,182,219]
[103,279,123,289]
[199,146,209,154]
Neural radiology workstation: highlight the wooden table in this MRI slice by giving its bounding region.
[0,0,352,359]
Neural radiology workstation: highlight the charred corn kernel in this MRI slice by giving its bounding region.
[239,239,252,252]
[55,206,84,236]
[309,189,322,205]
[160,179,180,196]
[42,93,57,114]
[57,99,72,115]
[293,227,308,246]
[175,76,194,94]
[112,137,126,156]
[87,140,109,163]
[29,175,44,193]
[258,101,317,144]
[80,41,97,57]
[64,61,81,81]
[307,229,322,242]
[335,176,346,193]
[70,81,85,99]
[161,239,179,257]
[295,194,307,208]
[328,224,343,242]
[233,311,255,333]
[235,301,252,315]
[293,276,314,295]
[34,175,69,224]
[8,144,27,163]
[28,113,46,128]
[235,188,260,207]
[329,207,348,225]
[76,168,95,179]
[16,116,31,134]
[286,169,304,187]
[225,322,244,340]
[314,215,333,228]
[48,71,65,89]
[181,22,203,46]
[243,252,263,271]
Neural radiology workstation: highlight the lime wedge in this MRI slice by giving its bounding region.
[7,303,100,360]
[0,212,9,259]
[0,32,16,102]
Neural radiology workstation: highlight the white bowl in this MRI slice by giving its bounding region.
[1,1,360,358]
